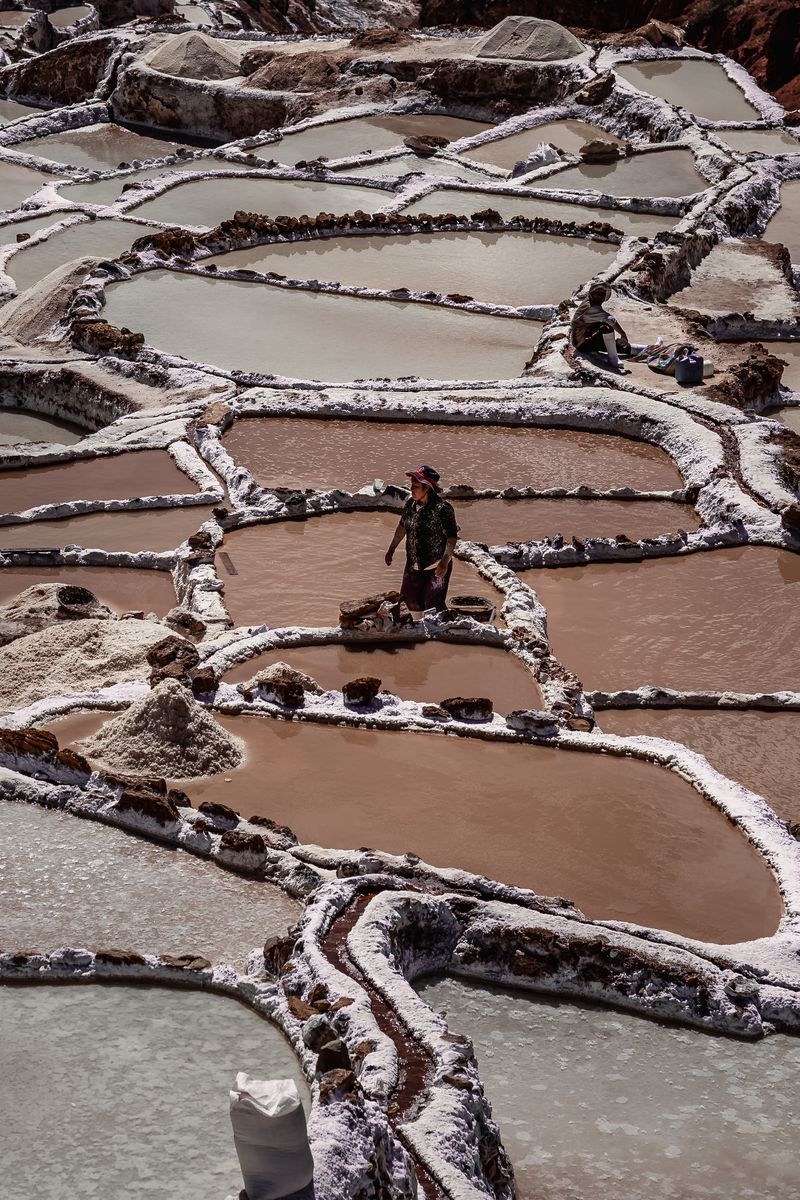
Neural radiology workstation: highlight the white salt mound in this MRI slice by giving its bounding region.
[0,617,167,712]
[148,31,242,80]
[473,16,585,62]
[79,677,245,777]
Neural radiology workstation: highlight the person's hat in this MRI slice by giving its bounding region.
[405,465,440,488]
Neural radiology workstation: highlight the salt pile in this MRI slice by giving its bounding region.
[473,16,585,62]
[147,31,242,81]
[79,677,245,776]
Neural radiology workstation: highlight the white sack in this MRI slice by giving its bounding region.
[230,1074,314,1200]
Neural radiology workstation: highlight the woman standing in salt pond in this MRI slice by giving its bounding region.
[384,465,459,613]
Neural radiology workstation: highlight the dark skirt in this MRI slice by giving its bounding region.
[400,561,453,612]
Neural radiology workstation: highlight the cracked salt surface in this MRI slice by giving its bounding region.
[0,797,300,966]
[0,984,309,1200]
[415,975,800,1200]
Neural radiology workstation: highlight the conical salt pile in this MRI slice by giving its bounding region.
[80,678,245,778]
[148,31,242,80]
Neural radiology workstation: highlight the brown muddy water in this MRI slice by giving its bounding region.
[0,160,63,213]
[129,175,387,227]
[668,241,799,321]
[0,408,84,446]
[24,123,184,171]
[0,795,299,967]
[537,149,707,199]
[224,641,542,714]
[267,114,490,165]
[527,547,800,693]
[219,511,502,627]
[0,564,175,613]
[221,417,683,492]
[0,99,40,123]
[403,187,680,237]
[718,128,800,156]
[7,218,147,291]
[52,709,781,941]
[763,180,800,259]
[0,450,197,516]
[206,229,619,308]
[0,504,214,552]
[345,155,490,183]
[600,708,800,826]
[103,271,540,382]
[59,158,253,207]
[416,976,800,1200]
[765,340,800,391]
[455,498,699,544]
[463,120,624,170]
[48,5,92,26]
[616,59,758,122]
[770,407,800,434]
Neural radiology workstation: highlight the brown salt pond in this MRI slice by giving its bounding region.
[129,175,386,227]
[456,498,699,545]
[0,795,299,968]
[770,407,800,434]
[403,187,679,237]
[23,123,184,171]
[0,99,41,124]
[763,180,800,259]
[51,710,780,941]
[345,155,490,184]
[668,241,800,321]
[463,120,624,170]
[103,271,540,382]
[527,547,800,693]
[0,159,63,213]
[616,59,758,122]
[206,229,619,308]
[0,408,84,446]
[221,417,684,492]
[0,449,198,516]
[7,218,146,291]
[59,158,253,207]
[766,341,800,391]
[224,641,542,714]
[220,512,503,627]
[718,128,800,156]
[48,4,92,26]
[0,564,175,613]
[0,504,214,552]
[537,149,707,199]
[267,114,490,165]
[600,708,800,826]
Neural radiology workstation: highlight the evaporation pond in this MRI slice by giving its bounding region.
[718,128,800,156]
[0,503,214,552]
[7,219,147,291]
[0,564,175,613]
[0,408,84,446]
[601,708,800,826]
[104,271,539,381]
[527,547,800,692]
[763,180,800,259]
[668,241,800,321]
[0,984,309,1200]
[60,158,253,207]
[344,155,489,183]
[24,123,184,171]
[403,188,679,236]
[537,149,706,198]
[0,449,197,515]
[219,511,503,626]
[129,175,386,226]
[167,716,781,941]
[207,228,618,308]
[222,417,682,491]
[270,113,490,164]
[0,99,42,123]
[415,976,800,1200]
[0,159,63,213]
[224,641,541,715]
[49,5,92,26]
[617,59,758,121]
[455,497,698,544]
[463,120,624,169]
[0,796,299,967]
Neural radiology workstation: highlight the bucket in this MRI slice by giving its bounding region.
[675,353,704,386]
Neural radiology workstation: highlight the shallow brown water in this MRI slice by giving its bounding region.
[718,128,800,156]
[104,271,540,382]
[763,180,800,259]
[60,158,253,207]
[222,417,683,492]
[224,641,542,714]
[616,60,758,122]
[600,708,800,826]
[538,149,706,199]
[345,155,490,183]
[668,241,798,321]
[463,120,623,170]
[0,408,84,446]
[0,504,213,552]
[206,229,618,308]
[220,512,502,627]
[765,341,800,391]
[169,715,779,941]
[0,450,197,516]
[456,498,699,544]
[25,124,183,171]
[0,565,175,613]
[0,160,62,213]
[527,547,800,693]
[8,219,147,291]
[268,114,490,165]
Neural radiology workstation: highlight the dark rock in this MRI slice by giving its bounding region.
[287,995,317,1021]
[316,1038,352,1073]
[404,133,449,156]
[263,934,294,976]
[194,400,233,429]
[146,634,200,672]
[573,72,615,105]
[95,948,146,966]
[114,789,179,827]
[506,709,559,736]
[197,799,238,828]
[342,676,382,706]
[439,696,494,721]
[166,607,207,639]
[189,664,218,696]
[318,1068,356,1103]
[219,829,267,861]
[159,954,211,971]
[302,1014,337,1052]
[579,138,623,163]
[422,703,451,720]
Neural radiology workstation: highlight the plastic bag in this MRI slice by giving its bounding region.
[230,1075,314,1200]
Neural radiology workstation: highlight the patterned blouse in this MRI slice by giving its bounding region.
[401,494,459,571]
